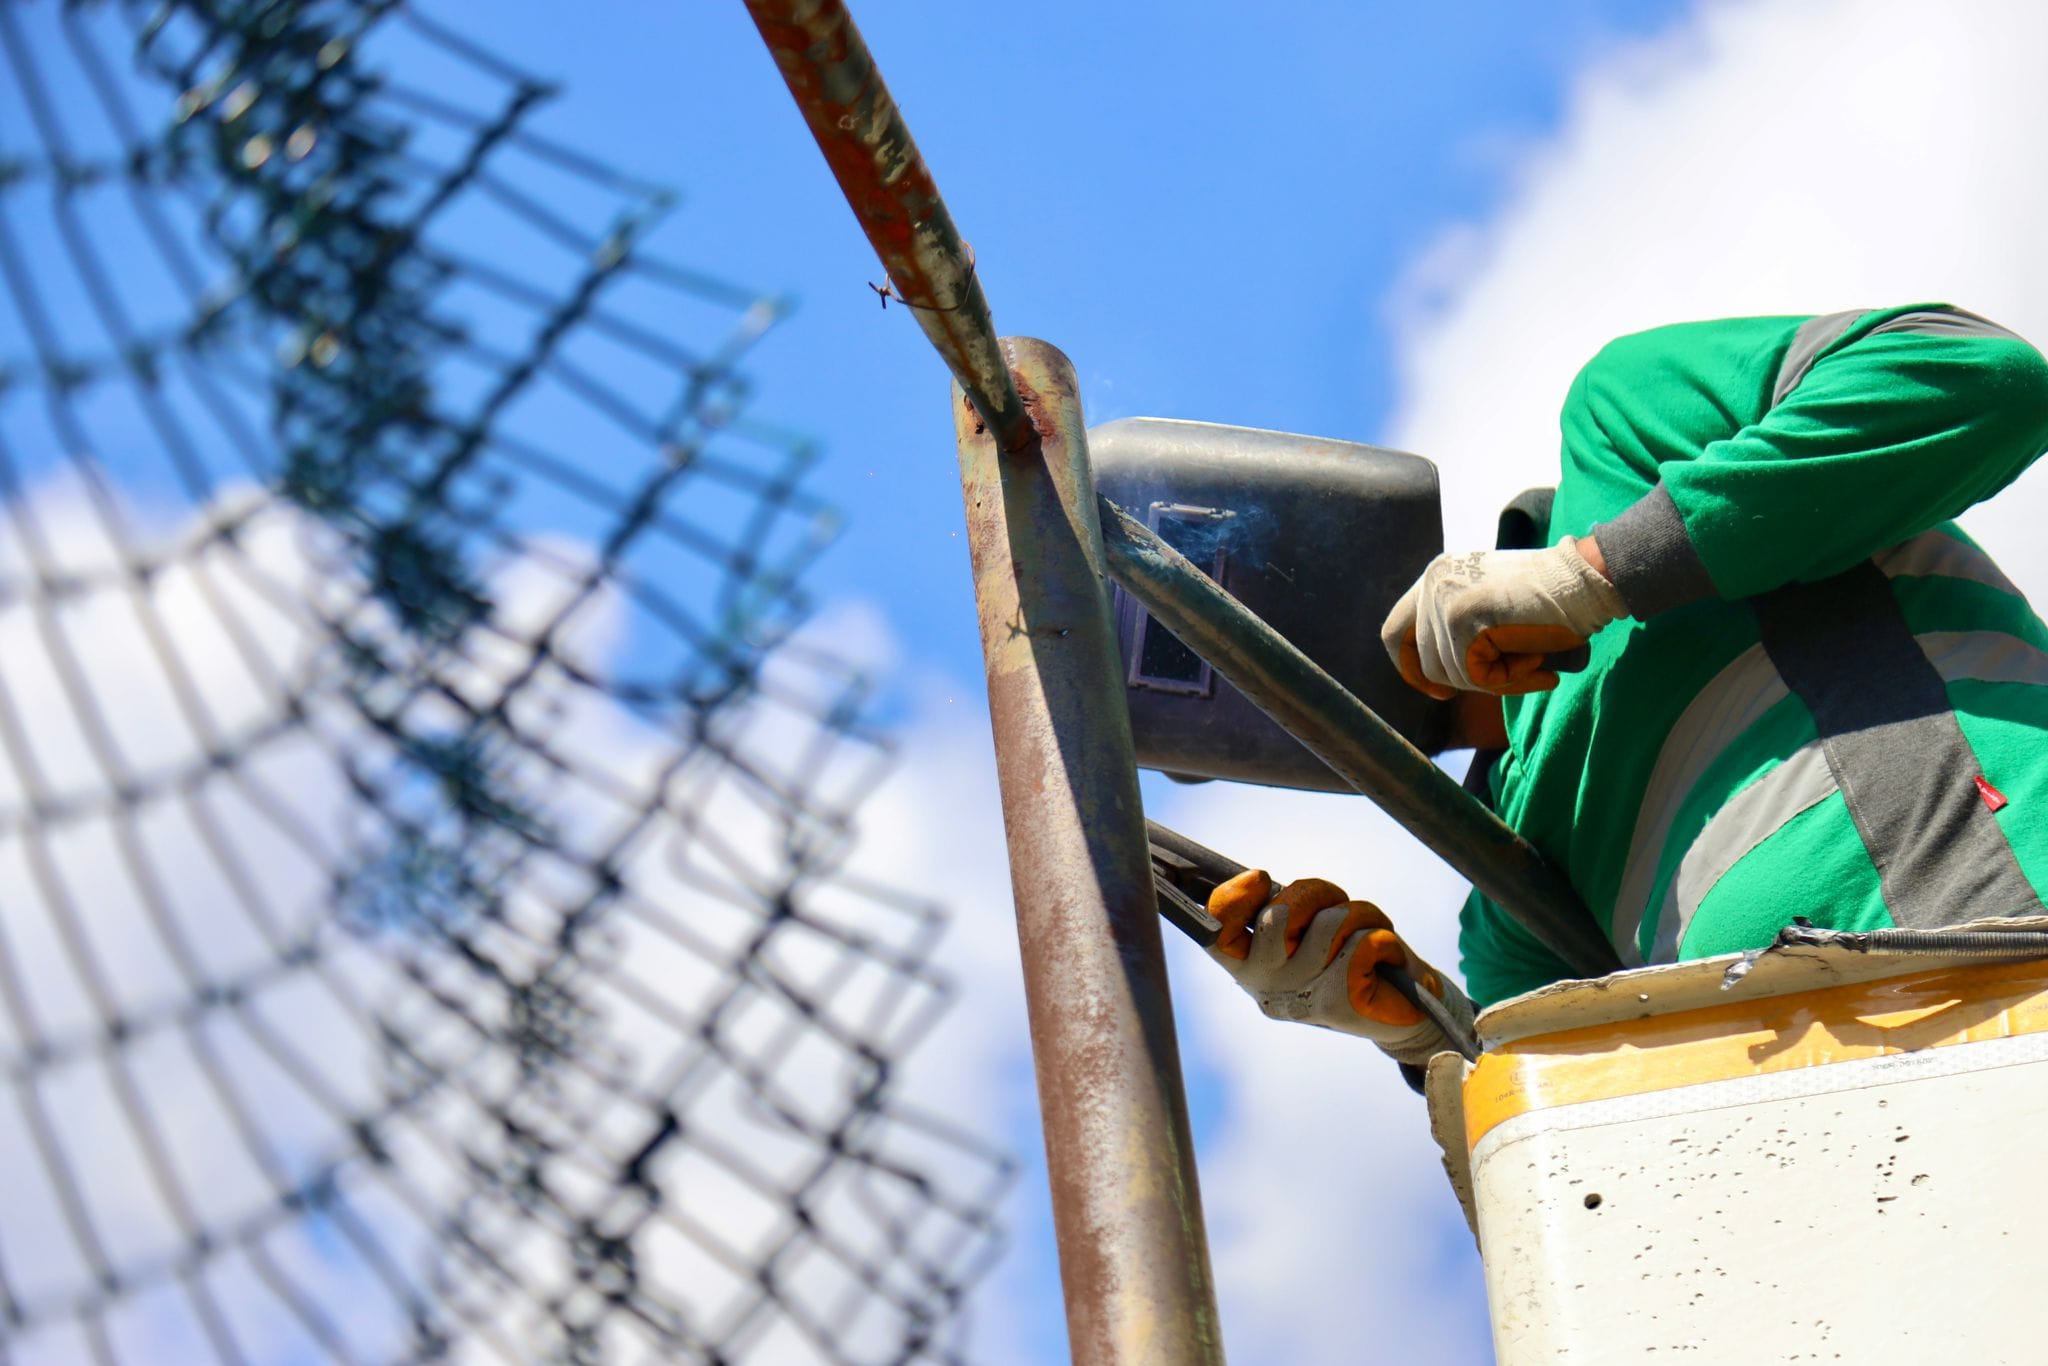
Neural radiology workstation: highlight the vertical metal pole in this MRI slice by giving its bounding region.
[955,338,1224,1365]
[741,4,1223,1347]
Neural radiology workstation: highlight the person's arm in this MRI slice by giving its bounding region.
[1594,309,2048,617]
[1205,870,1473,1066]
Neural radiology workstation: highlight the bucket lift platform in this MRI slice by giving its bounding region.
[1429,923,2048,1363]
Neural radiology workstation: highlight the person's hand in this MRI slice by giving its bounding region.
[1205,870,1470,1066]
[1379,536,1624,697]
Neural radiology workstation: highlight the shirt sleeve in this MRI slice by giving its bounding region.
[1458,885,1577,1010]
[1592,307,2048,616]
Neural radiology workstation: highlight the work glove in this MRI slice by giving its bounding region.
[1206,869,1471,1066]
[1379,537,1625,698]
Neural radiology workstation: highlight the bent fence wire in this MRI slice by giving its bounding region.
[0,1,1009,1361]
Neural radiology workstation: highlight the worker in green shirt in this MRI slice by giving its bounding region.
[1205,304,2048,1067]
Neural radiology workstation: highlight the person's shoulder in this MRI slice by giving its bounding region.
[1585,314,1808,370]
[1568,315,1807,411]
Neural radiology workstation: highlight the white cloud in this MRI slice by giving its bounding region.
[835,676,1047,1354]
[897,3,2048,1363]
[861,675,1497,1365]
[0,469,1014,1363]
[0,472,423,1360]
[1386,0,2048,574]
[1150,780,1493,1365]
[18,0,2048,1357]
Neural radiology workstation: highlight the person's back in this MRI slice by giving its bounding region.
[1202,304,2048,1074]
[1461,306,2048,1005]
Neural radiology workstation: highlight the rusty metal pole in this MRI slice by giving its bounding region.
[741,0,1031,451]
[742,5,1222,1352]
[955,339,1223,1364]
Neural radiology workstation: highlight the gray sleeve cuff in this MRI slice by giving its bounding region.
[1588,484,1718,618]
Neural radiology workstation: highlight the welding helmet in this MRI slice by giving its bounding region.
[1091,417,1445,792]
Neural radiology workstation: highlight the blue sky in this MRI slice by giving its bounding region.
[664,7,2048,1364]
[492,6,1700,1361]
[14,1,2048,1361]
[468,4,2048,1363]
[482,1,1690,680]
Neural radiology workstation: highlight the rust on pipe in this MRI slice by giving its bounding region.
[1099,496,1623,980]
[956,338,1224,1364]
[743,0,1031,450]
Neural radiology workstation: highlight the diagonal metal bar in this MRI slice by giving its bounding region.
[742,0,1030,451]
[1101,496,1622,980]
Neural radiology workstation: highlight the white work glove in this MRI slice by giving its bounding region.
[1379,537,1625,698]
[1206,870,1471,1067]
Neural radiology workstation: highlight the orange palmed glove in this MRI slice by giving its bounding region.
[1205,870,1473,1066]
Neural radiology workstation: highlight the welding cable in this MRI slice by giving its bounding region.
[1152,872,1223,946]
[1148,819,1247,885]
[1377,961,1481,1063]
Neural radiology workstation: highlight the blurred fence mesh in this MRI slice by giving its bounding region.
[0,1,1009,1361]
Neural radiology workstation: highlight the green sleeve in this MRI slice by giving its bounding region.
[1593,310,2048,614]
[1456,753,1579,1008]
[1458,885,1576,1010]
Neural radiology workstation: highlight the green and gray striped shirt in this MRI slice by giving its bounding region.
[1461,305,2048,1008]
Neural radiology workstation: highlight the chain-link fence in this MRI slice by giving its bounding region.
[0,1,1008,1360]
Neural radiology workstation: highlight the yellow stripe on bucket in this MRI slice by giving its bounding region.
[1464,957,2048,1152]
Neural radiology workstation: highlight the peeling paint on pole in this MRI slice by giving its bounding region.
[742,4,1224,1351]
[955,339,1224,1364]
[742,0,1029,450]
